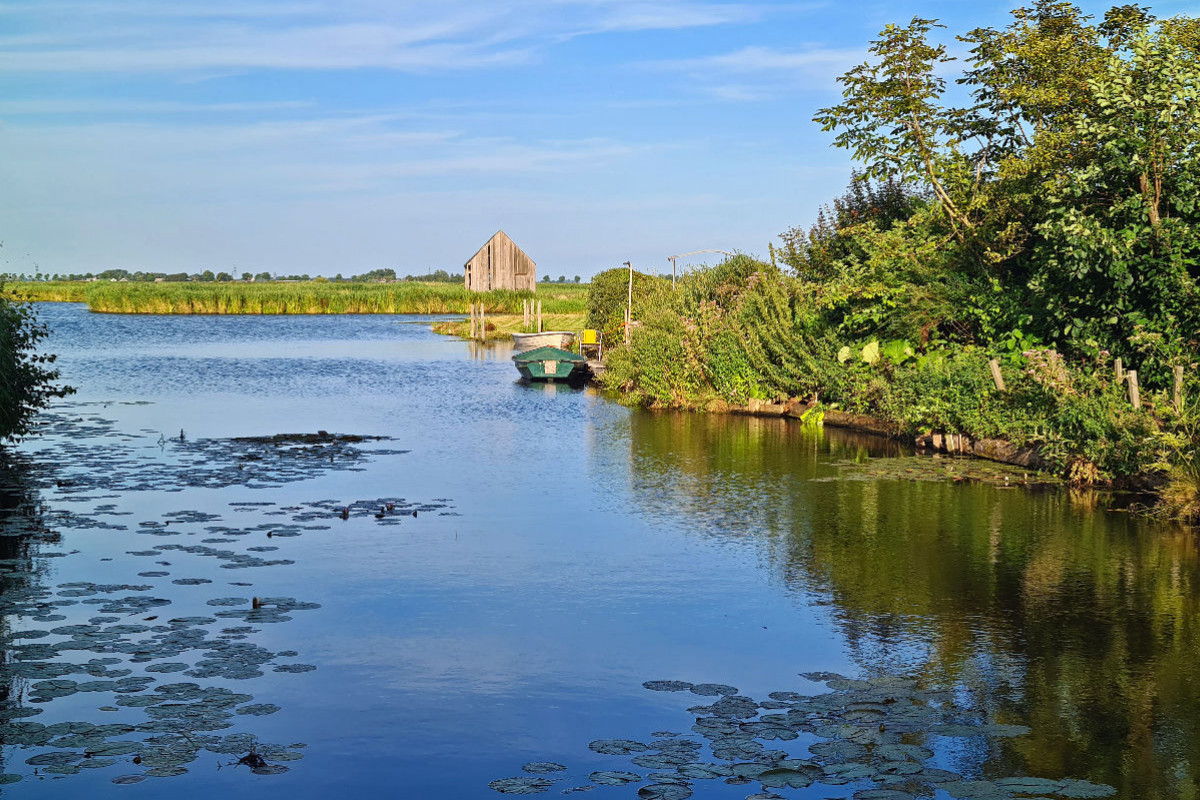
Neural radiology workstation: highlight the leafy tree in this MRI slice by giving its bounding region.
[812,3,1200,379]
[0,292,72,440]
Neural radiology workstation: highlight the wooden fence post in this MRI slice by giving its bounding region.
[537,301,543,333]
[1114,358,1124,384]
[988,359,1006,392]
[1174,365,1185,412]
[1127,370,1140,410]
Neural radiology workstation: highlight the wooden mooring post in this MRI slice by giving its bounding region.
[479,304,486,342]
[988,359,1006,392]
[1127,370,1141,410]
[468,303,476,340]
[537,300,543,333]
[1174,365,1185,412]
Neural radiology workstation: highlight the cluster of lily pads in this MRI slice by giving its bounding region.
[0,400,453,786]
[23,402,409,495]
[490,675,1116,799]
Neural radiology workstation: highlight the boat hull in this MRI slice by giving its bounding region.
[512,345,588,382]
[511,331,576,351]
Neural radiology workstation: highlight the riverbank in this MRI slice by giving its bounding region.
[431,312,586,342]
[4,280,589,315]
[586,259,1198,521]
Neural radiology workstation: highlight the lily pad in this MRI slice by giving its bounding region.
[758,768,813,789]
[643,680,694,692]
[637,784,693,800]
[521,762,567,774]
[589,739,649,755]
[589,770,641,785]
[490,777,557,794]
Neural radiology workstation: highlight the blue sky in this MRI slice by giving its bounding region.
[2,0,1197,279]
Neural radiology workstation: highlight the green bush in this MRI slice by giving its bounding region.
[0,295,72,441]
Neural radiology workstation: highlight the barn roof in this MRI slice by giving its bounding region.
[464,230,534,267]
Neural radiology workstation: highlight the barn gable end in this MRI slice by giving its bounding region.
[464,231,537,292]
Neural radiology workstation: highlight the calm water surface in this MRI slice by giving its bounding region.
[0,303,1196,798]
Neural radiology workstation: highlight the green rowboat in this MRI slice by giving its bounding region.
[512,346,588,382]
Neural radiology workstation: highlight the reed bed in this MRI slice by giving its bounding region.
[6,281,588,315]
[3,282,88,303]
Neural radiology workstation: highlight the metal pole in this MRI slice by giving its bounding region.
[670,257,676,288]
[625,261,633,345]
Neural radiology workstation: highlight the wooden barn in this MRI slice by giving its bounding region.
[464,231,536,292]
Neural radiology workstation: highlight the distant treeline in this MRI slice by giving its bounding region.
[4,267,588,284]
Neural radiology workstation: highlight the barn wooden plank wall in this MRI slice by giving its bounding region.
[464,231,537,292]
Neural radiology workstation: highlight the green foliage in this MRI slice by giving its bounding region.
[0,291,73,441]
[601,257,839,407]
[813,4,1200,384]
[585,267,671,344]
[597,4,1200,498]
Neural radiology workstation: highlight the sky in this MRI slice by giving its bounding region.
[1,0,1198,279]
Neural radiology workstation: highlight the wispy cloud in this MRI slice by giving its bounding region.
[0,0,766,74]
[0,99,314,115]
[643,43,863,99]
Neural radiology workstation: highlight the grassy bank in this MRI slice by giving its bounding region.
[432,313,586,342]
[4,281,589,315]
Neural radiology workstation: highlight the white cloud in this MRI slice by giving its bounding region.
[642,43,864,100]
[0,0,765,74]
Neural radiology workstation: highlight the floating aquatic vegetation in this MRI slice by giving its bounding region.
[590,740,650,755]
[522,762,567,773]
[490,777,558,794]
[0,403,466,789]
[492,674,1117,799]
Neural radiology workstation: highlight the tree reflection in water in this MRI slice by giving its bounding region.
[624,412,1200,799]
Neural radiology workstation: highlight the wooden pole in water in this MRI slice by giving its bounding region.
[1128,370,1141,410]
[469,302,476,340]
[988,359,1006,392]
[480,304,486,342]
[1174,365,1185,412]
[537,300,542,333]
[1114,357,1124,384]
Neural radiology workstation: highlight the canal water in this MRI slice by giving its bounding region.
[0,303,1194,798]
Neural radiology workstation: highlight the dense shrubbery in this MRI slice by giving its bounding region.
[599,3,1200,510]
[0,293,72,442]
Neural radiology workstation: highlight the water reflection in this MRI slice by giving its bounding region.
[626,412,1200,799]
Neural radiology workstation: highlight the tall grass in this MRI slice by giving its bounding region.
[5,281,588,315]
[3,282,88,303]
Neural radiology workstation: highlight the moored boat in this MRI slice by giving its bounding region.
[512,346,588,382]
[511,331,576,351]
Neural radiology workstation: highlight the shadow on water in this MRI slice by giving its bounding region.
[0,458,58,780]
[614,411,1200,800]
